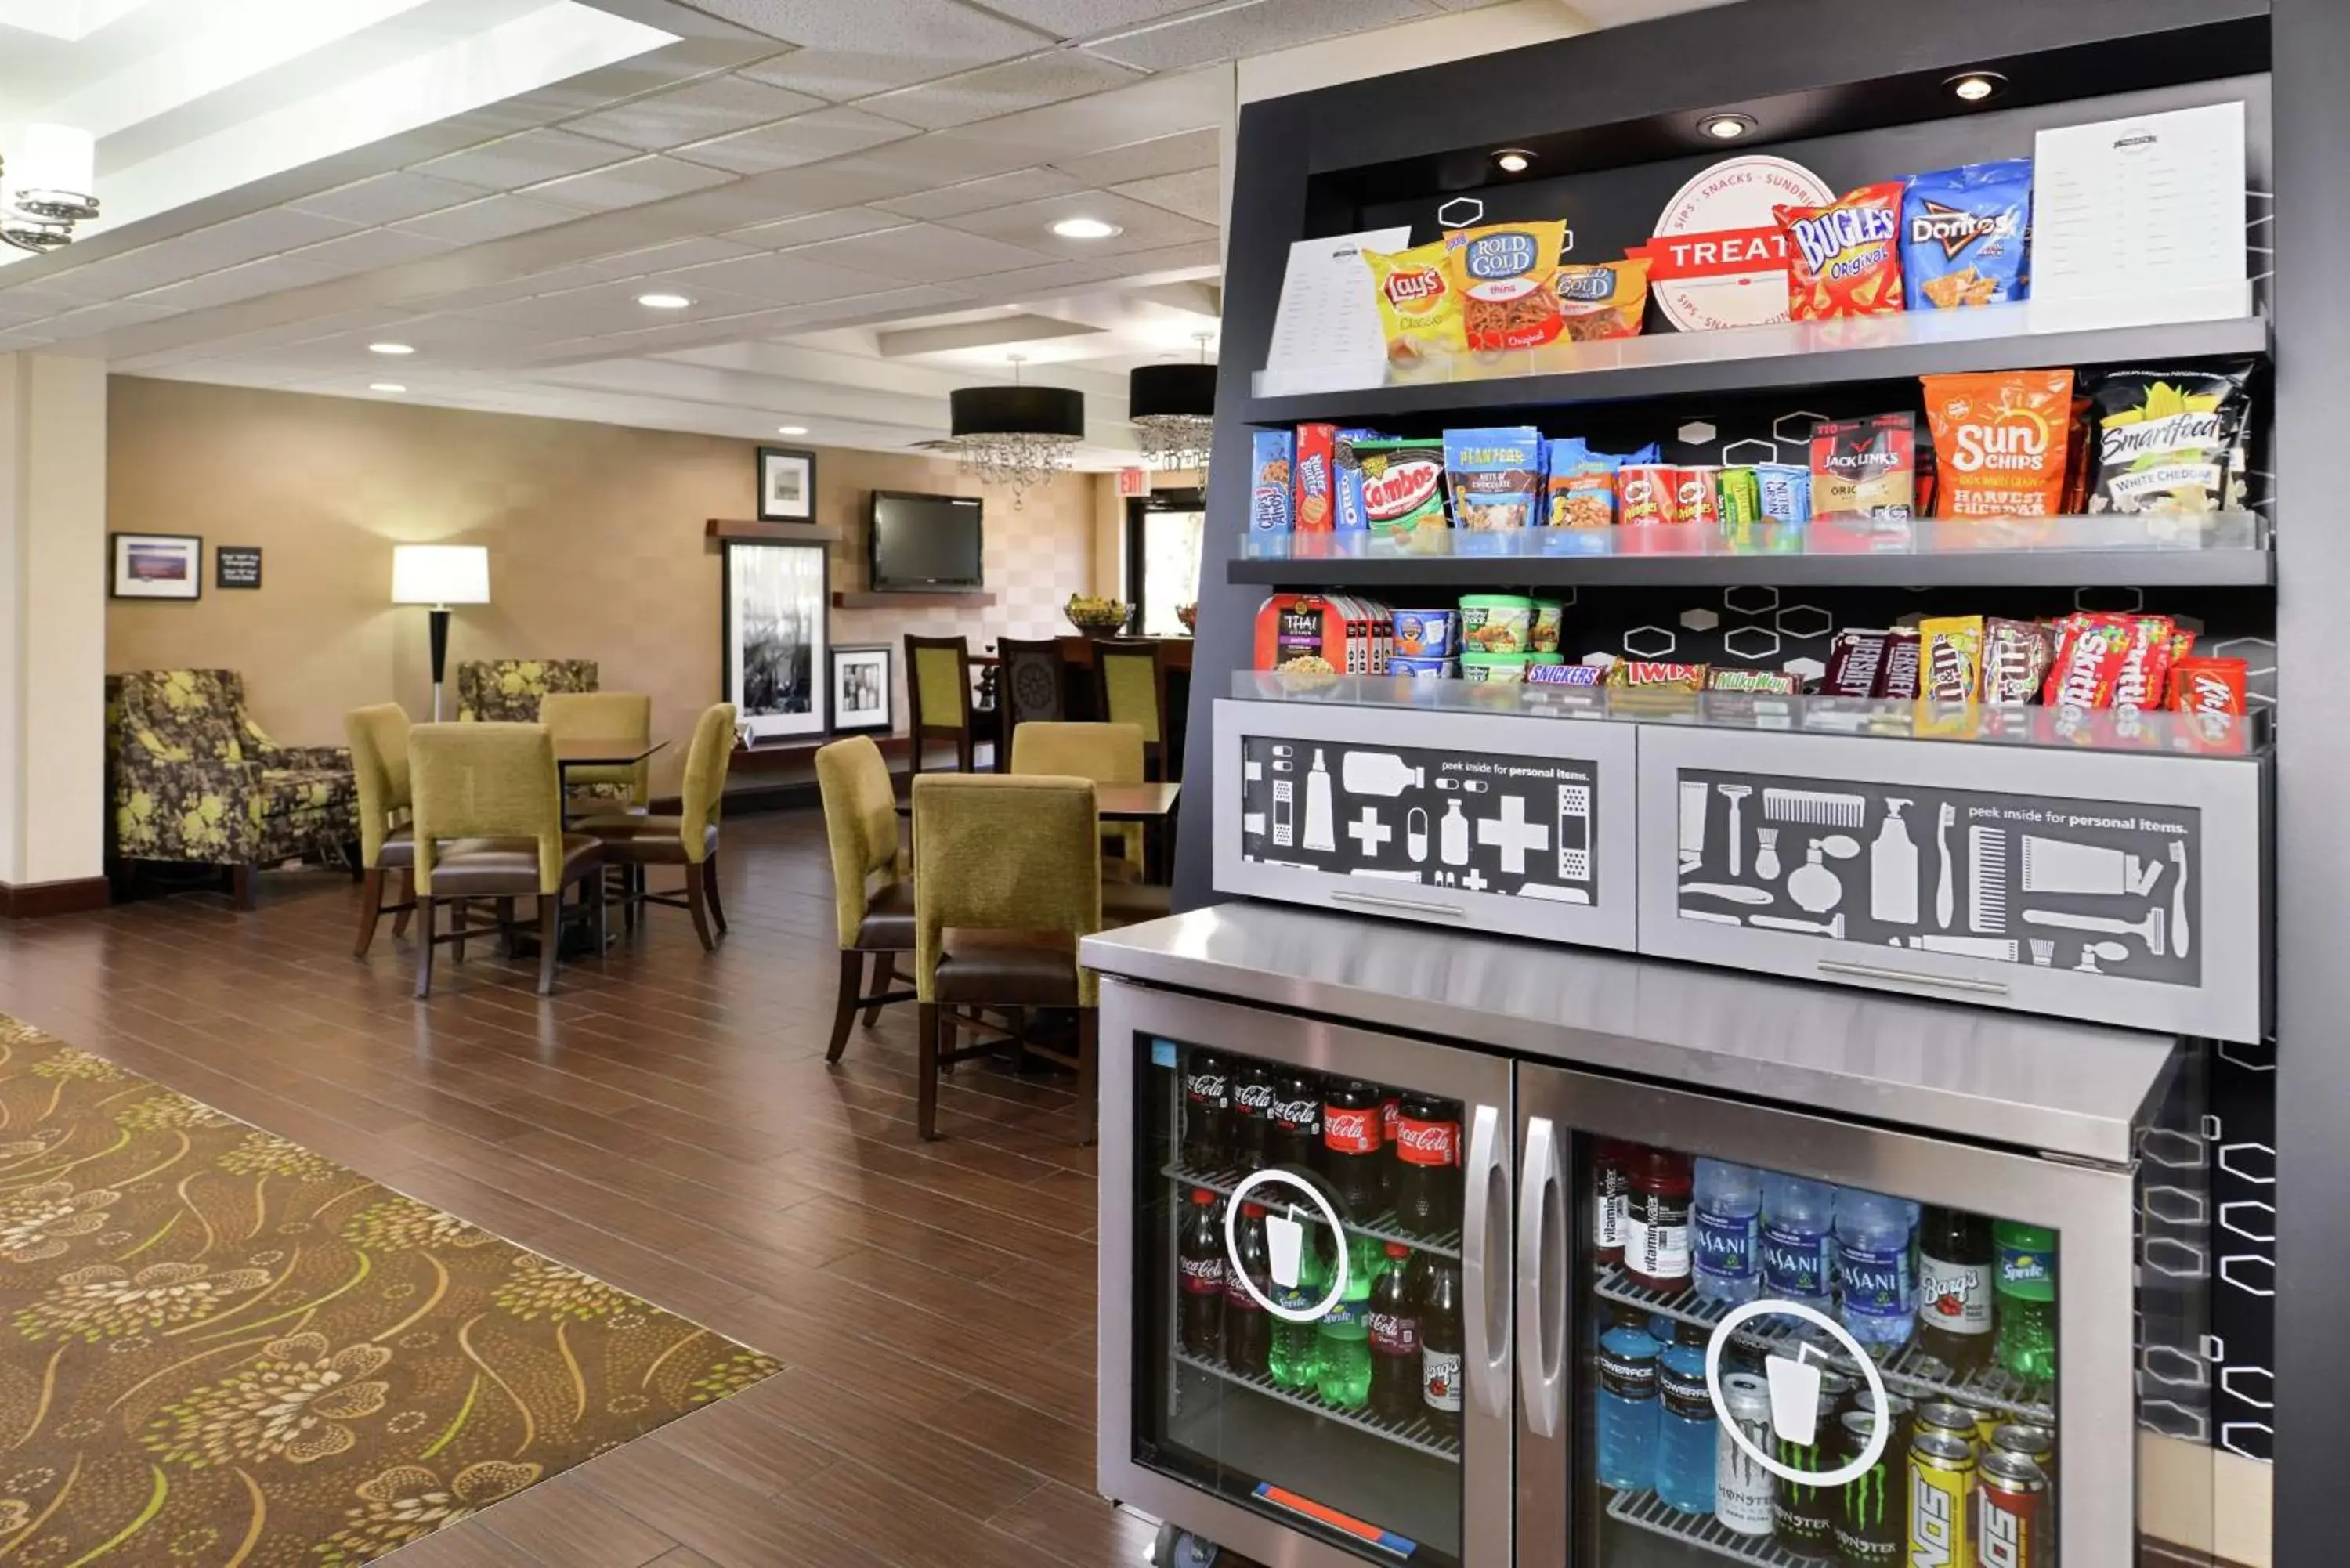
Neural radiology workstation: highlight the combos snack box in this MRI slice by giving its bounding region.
[1551,258,1650,341]
[1251,430,1294,533]
[1354,438,1448,538]
[1444,427,1543,529]
[1777,182,1905,319]
[1921,369,2075,517]
[1446,221,1569,352]
[2084,363,2254,515]
[1365,242,1464,366]
[1904,159,2033,309]
[1810,413,1917,518]
[1293,423,1337,532]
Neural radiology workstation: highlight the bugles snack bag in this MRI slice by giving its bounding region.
[1776,182,1905,319]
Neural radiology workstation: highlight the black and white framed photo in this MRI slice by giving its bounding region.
[109,533,202,600]
[829,645,894,735]
[722,538,828,742]
[756,446,818,522]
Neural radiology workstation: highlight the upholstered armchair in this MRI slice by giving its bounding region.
[106,670,360,906]
[455,659,598,722]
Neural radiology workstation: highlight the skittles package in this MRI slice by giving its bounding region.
[1777,182,1905,319]
[1904,159,2033,309]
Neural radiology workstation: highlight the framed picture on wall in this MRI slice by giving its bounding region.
[757,446,818,522]
[109,533,202,600]
[829,645,893,735]
[723,538,828,742]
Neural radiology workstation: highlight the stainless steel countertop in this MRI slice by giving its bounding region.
[1081,903,2178,1166]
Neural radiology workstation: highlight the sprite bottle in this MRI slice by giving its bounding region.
[1267,1224,1328,1392]
[1993,1220,2058,1381]
[1315,1235,1382,1409]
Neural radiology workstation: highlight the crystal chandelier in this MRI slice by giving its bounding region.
[1128,336,1217,479]
[1,125,99,253]
[948,356,1084,511]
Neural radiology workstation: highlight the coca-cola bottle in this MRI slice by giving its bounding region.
[1182,1050,1230,1169]
[1177,1187,1224,1358]
[1368,1242,1423,1423]
[1419,1255,1463,1440]
[1230,1061,1275,1171]
[1264,1070,1323,1172]
[1393,1095,1462,1234]
[1223,1201,1272,1378]
[1321,1080,1386,1219]
[1379,1092,1403,1210]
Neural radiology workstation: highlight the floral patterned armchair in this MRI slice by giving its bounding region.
[106,670,360,901]
[455,659,598,722]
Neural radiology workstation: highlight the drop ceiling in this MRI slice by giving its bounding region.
[0,0,1703,464]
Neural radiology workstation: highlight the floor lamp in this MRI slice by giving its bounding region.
[391,545,490,721]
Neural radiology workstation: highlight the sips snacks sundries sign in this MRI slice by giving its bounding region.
[1629,155,1836,331]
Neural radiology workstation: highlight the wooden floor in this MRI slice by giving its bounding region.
[0,813,1152,1568]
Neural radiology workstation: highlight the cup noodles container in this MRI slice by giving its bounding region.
[1459,594,1535,654]
[1390,655,1458,680]
[1460,653,1531,684]
[1620,464,1677,526]
[1394,609,1457,658]
[1252,430,1295,533]
[1293,424,1337,532]
[1531,600,1566,653]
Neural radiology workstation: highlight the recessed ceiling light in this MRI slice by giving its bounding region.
[637,292,692,309]
[1700,113,1755,141]
[1947,70,2007,103]
[370,382,407,393]
[777,425,808,435]
[368,342,414,356]
[1492,148,1535,174]
[1051,217,1123,240]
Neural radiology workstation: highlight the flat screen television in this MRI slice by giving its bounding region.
[869,491,984,591]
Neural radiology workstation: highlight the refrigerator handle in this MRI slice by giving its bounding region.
[1517,1115,1566,1439]
[1461,1102,1512,1420]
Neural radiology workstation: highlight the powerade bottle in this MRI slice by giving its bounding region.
[1595,1304,1661,1492]
[1267,1223,1327,1392]
[1315,1234,1379,1409]
[1835,1190,1917,1352]
[1693,1159,1762,1306]
[1654,1321,1716,1513]
[1760,1174,1838,1315]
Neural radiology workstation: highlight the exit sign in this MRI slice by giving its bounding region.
[1116,467,1150,497]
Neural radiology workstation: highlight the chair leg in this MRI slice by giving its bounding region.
[343,840,366,883]
[862,957,893,1028]
[231,863,257,910]
[496,897,517,960]
[590,875,608,956]
[682,863,717,952]
[536,895,562,996]
[917,1002,942,1140]
[702,851,728,934]
[392,869,413,938]
[623,866,639,934]
[353,867,385,959]
[1076,1007,1099,1147]
[413,898,436,999]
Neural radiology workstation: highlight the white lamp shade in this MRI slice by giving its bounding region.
[16,125,95,196]
[391,544,490,606]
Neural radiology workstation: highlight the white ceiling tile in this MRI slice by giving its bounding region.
[653,251,900,305]
[1111,166,1221,224]
[978,0,1229,34]
[875,167,1085,222]
[941,188,1216,255]
[391,195,583,244]
[562,74,827,150]
[0,329,59,351]
[280,226,465,280]
[672,107,917,176]
[31,301,183,341]
[724,0,1055,99]
[523,156,736,214]
[1086,0,1434,71]
[456,283,779,334]
[287,172,483,227]
[783,223,1059,285]
[407,266,622,312]
[577,236,766,280]
[1053,126,1220,187]
[130,258,334,313]
[413,129,634,193]
[861,50,1148,132]
[725,208,909,249]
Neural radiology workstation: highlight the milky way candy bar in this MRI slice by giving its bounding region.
[1822,629,1889,698]
[1706,667,1800,694]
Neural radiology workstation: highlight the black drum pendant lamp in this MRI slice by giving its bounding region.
[949,355,1085,509]
[1128,349,1217,477]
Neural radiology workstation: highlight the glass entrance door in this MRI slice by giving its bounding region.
[1514,1064,2159,1568]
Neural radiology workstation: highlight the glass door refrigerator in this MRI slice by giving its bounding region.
[1097,985,1517,1568]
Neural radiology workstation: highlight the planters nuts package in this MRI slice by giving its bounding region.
[1444,427,1545,530]
[1251,430,1294,533]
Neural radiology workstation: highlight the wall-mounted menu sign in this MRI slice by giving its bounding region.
[215,546,262,590]
[1241,735,1598,904]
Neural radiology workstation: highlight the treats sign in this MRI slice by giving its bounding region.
[1630,155,1835,331]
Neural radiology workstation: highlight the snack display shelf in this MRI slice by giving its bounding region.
[1170,1347,1464,1463]
[1162,1158,1462,1259]
[1603,1486,1802,1565]
[1230,669,2266,757]
[1593,1266,2058,1426]
[1227,512,2272,590]
[1245,298,2267,425]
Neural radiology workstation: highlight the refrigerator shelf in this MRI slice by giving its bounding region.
[1160,1158,1464,1259]
[1604,1486,1803,1565]
[1171,1347,1462,1463]
[1592,1267,2057,1425]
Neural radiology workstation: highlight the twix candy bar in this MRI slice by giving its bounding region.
[1609,660,1709,690]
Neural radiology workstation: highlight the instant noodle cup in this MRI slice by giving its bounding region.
[1365,242,1465,367]
[1531,600,1566,653]
[1528,651,1567,667]
[1445,222,1569,352]
[1394,609,1458,658]
[1460,652,1531,684]
[1459,594,1535,654]
[1389,654,1459,680]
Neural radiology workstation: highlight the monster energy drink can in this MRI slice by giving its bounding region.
[1773,1385,1843,1559]
[1833,1410,1900,1567]
[1716,1373,1777,1537]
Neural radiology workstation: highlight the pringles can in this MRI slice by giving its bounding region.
[1907,1430,1975,1567]
[1976,1450,2047,1568]
[1832,1409,1900,1567]
[1716,1373,1777,1536]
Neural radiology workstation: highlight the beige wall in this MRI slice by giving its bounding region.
[104,377,1101,793]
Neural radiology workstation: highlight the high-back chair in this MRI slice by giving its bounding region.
[1007,721,1166,923]
[578,703,736,951]
[1092,638,1176,780]
[903,634,984,774]
[345,703,417,957]
[408,724,604,998]
[911,773,1102,1144]
[815,735,916,1061]
[540,690,652,808]
[992,637,1067,773]
[455,659,598,722]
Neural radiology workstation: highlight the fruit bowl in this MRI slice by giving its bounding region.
[1066,594,1130,632]
[1176,602,1198,633]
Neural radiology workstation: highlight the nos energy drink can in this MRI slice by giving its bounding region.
[1976,1450,2048,1568]
[1907,1430,1976,1567]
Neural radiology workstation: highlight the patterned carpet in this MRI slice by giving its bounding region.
[0,1017,779,1566]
